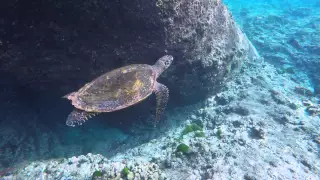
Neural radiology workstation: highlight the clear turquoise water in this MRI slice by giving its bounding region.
[225,0,320,93]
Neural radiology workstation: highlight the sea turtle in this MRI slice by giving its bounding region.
[63,55,173,127]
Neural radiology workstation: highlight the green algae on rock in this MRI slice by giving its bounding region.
[181,123,203,137]
[91,170,103,180]
[176,143,190,154]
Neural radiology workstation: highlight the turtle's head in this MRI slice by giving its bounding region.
[153,55,173,78]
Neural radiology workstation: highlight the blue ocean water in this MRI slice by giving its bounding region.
[0,0,319,179]
[225,0,320,92]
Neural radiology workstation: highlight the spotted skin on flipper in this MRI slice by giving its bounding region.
[66,109,99,127]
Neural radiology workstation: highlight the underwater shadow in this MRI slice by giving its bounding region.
[0,86,188,171]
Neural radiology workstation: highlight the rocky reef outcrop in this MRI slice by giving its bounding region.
[0,0,258,174]
[3,58,320,180]
[0,0,257,106]
[157,0,258,102]
[11,154,165,180]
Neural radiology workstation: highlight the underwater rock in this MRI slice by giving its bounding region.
[249,127,266,139]
[215,93,235,105]
[158,0,258,102]
[288,38,302,50]
[221,105,250,116]
[9,153,164,180]
[306,105,320,116]
[270,89,289,105]
[294,86,314,97]
[0,0,258,106]
[302,100,313,107]
[244,173,257,180]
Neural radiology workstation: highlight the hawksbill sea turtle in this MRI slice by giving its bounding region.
[63,55,173,127]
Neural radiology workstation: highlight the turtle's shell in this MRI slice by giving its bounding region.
[74,64,156,112]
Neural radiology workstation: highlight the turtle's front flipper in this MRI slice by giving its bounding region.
[154,82,169,127]
[66,109,99,127]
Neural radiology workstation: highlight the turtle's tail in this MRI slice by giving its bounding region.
[66,109,98,127]
[62,92,77,100]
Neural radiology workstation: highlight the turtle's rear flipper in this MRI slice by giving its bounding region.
[66,109,99,127]
[154,82,169,127]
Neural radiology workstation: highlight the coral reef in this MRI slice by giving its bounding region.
[6,57,319,179]
[0,0,257,171]
[1,0,320,180]
[3,154,164,180]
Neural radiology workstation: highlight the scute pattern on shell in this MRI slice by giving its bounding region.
[75,64,156,112]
